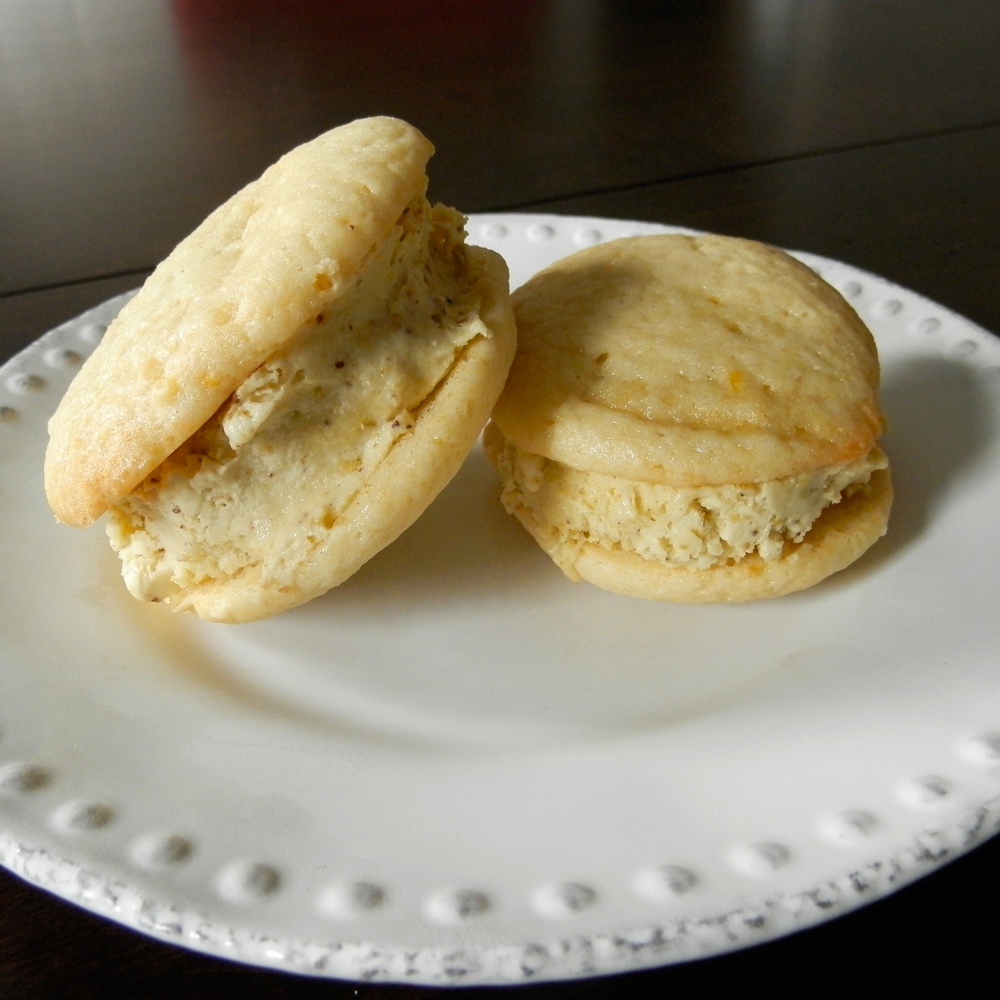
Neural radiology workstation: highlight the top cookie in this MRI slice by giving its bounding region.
[492,234,884,487]
[46,116,433,527]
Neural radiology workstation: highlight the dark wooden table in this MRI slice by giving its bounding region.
[2,2,999,996]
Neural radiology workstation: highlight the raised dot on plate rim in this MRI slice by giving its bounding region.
[839,281,863,298]
[531,881,597,918]
[897,775,952,808]
[526,223,556,242]
[949,338,979,357]
[573,227,603,246]
[480,223,508,239]
[631,864,698,901]
[728,841,792,877]
[42,347,82,368]
[0,761,51,794]
[872,298,904,317]
[424,888,490,924]
[78,323,107,345]
[5,373,45,394]
[316,880,386,919]
[957,732,1000,765]
[816,809,879,845]
[0,406,17,423]
[216,861,282,904]
[52,799,115,831]
[130,832,194,869]
[910,316,942,335]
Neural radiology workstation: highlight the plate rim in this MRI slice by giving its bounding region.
[3,212,1000,985]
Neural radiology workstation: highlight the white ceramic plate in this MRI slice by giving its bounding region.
[3,214,1000,986]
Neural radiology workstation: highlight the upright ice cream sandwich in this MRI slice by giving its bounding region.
[45,117,516,622]
[485,233,891,602]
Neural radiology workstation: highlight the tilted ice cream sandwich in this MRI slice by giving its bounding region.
[485,233,891,602]
[45,117,516,622]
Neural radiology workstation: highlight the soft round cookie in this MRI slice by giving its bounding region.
[46,116,436,529]
[45,118,517,622]
[486,233,891,602]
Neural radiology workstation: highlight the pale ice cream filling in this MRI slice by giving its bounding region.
[106,200,490,604]
[494,438,888,576]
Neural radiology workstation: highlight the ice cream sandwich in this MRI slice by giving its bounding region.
[45,117,516,622]
[485,233,891,602]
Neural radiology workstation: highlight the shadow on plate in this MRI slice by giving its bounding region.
[178,355,997,750]
[304,443,551,613]
[317,354,996,608]
[864,356,992,566]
